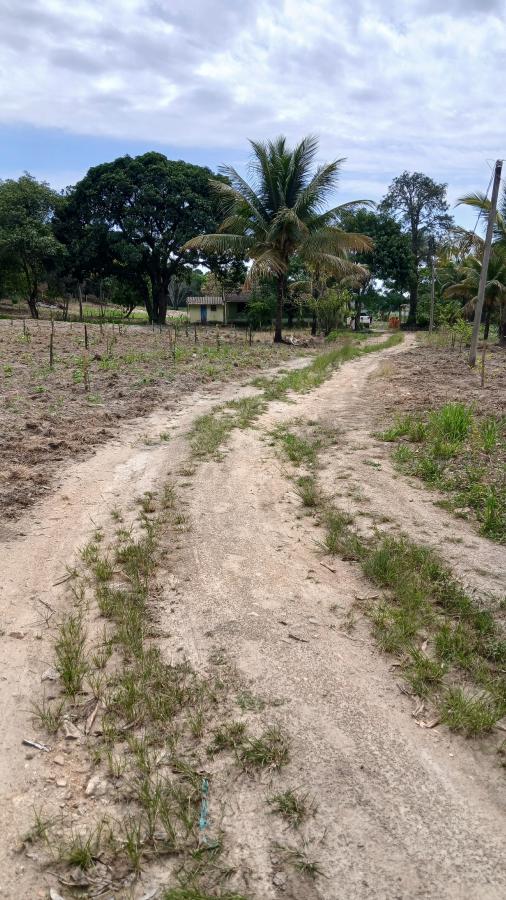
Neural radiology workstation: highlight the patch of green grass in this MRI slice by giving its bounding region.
[295,475,320,508]
[381,403,506,543]
[271,425,319,467]
[208,722,247,755]
[31,696,66,734]
[480,417,499,453]
[429,402,472,444]
[404,649,446,698]
[189,396,265,458]
[321,508,363,560]
[439,688,501,736]
[279,844,323,879]
[239,727,289,771]
[392,444,415,466]
[54,613,88,697]
[60,823,104,869]
[268,789,314,827]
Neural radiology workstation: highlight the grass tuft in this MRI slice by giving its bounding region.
[239,727,289,771]
[268,789,314,827]
[439,688,501,736]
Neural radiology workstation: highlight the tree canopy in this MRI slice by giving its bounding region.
[58,153,231,324]
[185,134,371,341]
[0,174,64,317]
[380,171,452,324]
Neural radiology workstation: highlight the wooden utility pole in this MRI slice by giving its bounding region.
[469,159,503,366]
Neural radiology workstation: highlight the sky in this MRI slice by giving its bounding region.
[0,0,505,228]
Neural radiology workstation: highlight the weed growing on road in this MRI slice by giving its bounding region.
[439,688,501,737]
[30,696,66,734]
[274,405,506,739]
[268,789,314,827]
[30,481,293,895]
[239,727,290,771]
[191,334,404,461]
[54,613,88,697]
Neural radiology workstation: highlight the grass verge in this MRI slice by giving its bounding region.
[190,333,404,461]
[274,413,506,739]
[380,402,506,543]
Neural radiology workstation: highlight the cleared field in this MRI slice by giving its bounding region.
[0,319,307,522]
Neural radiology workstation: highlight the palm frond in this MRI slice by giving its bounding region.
[216,166,268,226]
[183,233,251,255]
[293,159,345,216]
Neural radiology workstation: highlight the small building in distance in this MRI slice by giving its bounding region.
[186,293,250,325]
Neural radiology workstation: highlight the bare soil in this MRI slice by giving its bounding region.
[369,337,506,424]
[1,336,505,899]
[0,319,303,525]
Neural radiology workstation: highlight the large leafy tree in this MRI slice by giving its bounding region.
[380,171,452,325]
[338,209,413,290]
[338,208,413,327]
[184,135,371,342]
[59,153,230,324]
[0,174,64,318]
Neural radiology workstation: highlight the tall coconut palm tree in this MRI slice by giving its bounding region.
[184,135,371,342]
[444,247,506,340]
[458,187,506,252]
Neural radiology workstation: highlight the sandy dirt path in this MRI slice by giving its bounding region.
[1,339,505,898]
[0,362,305,899]
[162,340,506,900]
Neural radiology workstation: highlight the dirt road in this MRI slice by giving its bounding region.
[2,339,505,898]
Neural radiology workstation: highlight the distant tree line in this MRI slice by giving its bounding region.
[1,135,502,342]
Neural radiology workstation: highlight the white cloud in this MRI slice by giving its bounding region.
[0,0,504,205]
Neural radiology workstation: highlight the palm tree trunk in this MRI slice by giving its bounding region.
[274,275,285,343]
[484,304,491,340]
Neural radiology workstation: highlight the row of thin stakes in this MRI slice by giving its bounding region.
[12,316,255,393]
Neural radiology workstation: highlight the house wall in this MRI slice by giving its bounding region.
[187,305,225,324]
[188,306,201,323]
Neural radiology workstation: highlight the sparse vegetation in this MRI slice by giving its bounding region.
[191,334,403,462]
[272,400,506,738]
[239,727,290,771]
[381,402,506,542]
[54,613,87,697]
[268,789,314,827]
[28,480,292,896]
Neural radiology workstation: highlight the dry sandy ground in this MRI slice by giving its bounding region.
[1,338,505,899]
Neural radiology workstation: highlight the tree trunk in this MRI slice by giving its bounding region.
[483,304,491,340]
[77,282,84,321]
[149,273,168,325]
[157,283,168,326]
[407,276,418,326]
[311,311,317,336]
[27,284,39,319]
[274,275,285,343]
[354,295,362,331]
